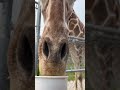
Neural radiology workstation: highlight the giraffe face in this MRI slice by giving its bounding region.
[39,24,69,76]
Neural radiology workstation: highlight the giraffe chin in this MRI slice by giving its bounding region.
[39,59,66,76]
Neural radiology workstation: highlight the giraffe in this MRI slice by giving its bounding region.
[39,0,69,76]
[86,0,120,90]
[68,10,85,90]
[8,0,35,90]
[65,0,85,90]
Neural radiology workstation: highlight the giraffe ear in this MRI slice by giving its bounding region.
[40,0,49,12]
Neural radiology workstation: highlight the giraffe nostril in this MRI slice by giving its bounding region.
[43,41,49,58]
[60,43,67,59]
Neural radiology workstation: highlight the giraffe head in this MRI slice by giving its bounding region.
[39,0,69,76]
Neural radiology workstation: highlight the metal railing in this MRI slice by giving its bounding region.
[66,69,85,73]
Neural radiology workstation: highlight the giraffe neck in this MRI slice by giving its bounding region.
[46,0,65,23]
[67,10,85,38]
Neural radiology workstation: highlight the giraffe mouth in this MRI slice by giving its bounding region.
[40,60,66,76]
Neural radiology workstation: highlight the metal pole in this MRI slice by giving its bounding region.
[68,36,85,45]
[35,0,41,75]
[66,69,85,73]
[0,0,13,90]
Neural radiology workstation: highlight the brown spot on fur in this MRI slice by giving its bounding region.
[71,19,77,24]
[69,22,75,30]
[74,25,80,36]
[69,31,74,36]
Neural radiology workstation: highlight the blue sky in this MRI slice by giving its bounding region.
[35,0,85,35]
[74,0,85,25]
